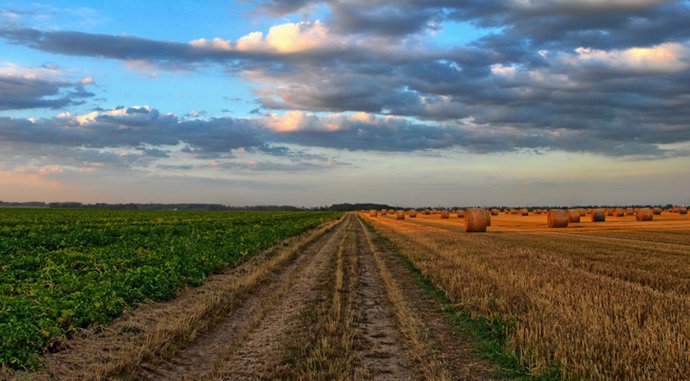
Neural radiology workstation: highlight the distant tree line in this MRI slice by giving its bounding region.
[0,201,681,211]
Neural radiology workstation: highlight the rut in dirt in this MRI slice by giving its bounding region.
[117,213,495,380]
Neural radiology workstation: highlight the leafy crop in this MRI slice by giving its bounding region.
[0,208,340,368]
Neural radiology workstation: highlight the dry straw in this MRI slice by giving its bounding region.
[395,210,405,220]
[464,208,489,232]
[547,209,569,228]
[635,208,653,221]
[369,210,378,217]
[592,210,606,222]
[440,210,449,219]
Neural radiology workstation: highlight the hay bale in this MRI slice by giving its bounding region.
[519,208,529,216]
[653,207,662,215]
[509,209,518,215]
[613,208,625,217]
[456,210,465,218]
[606,208,613,216]
[395,210,405,220]
[592,210,606,222]
[369,210,378,217]
[407,209,417,218]
[464,208,489,232]
[424,209,431,215]
[484,209,492,226]
[490,208,499,216]
[547,209,569,228]
[579,209,586,217]
[567,210,581,223]
[440,210,449,219]
[636,208,653,221]
[680,208,688,215]
[625,208,634,216]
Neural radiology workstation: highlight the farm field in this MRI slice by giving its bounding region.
[2,208,689,380]
[363,211,690,380]
[0,208,340,370]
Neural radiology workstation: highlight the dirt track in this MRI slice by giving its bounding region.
[16,214,492,381]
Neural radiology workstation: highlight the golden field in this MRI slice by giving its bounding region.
[361,210,690,380]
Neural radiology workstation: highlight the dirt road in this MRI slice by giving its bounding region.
[13,214,493,381]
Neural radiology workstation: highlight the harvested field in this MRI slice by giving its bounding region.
[361,211,690,380]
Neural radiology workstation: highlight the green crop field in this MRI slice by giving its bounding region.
[0,208,340,369]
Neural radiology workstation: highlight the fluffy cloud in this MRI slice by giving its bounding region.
[0,63,94,110]
[2,1,690,164]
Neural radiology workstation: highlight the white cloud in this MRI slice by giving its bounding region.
[191,21,337,54]
[79,76,95,85]
[491,64,518,77]
[189,37,233,51]
[0,62,63,80]
[566,43,690,73]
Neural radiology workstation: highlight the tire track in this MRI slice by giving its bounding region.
[124,216,352,380]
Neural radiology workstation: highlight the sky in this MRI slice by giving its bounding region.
[1,0,689,207]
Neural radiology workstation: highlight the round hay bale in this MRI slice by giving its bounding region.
[464,208,489,232]
[653,207,662,215]
[440,210,449,219]
[509,209,518,215]
[680,208,688,215]
[369,210,378,217]
[625,208,634,216]
[520,208,529,216]
[636,208,653,221]
[592,209,606,222]
[424,209,431,215]
[490,208,499,216]
[484,209,492,226]
[456,210,465,218]
[547,209,569,228]
[407,209,417,218]
[578,209,586,217]
[395,210,405,220]
[606,208,613,216]
[567,210,581,223]
[613,208,625,217]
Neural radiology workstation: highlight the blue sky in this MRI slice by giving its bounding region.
[1,1,689,206]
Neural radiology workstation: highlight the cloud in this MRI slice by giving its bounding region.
[0,63,95,110]
[2,1,690,165]
[564,43,690,73]
[238,21,335,53]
